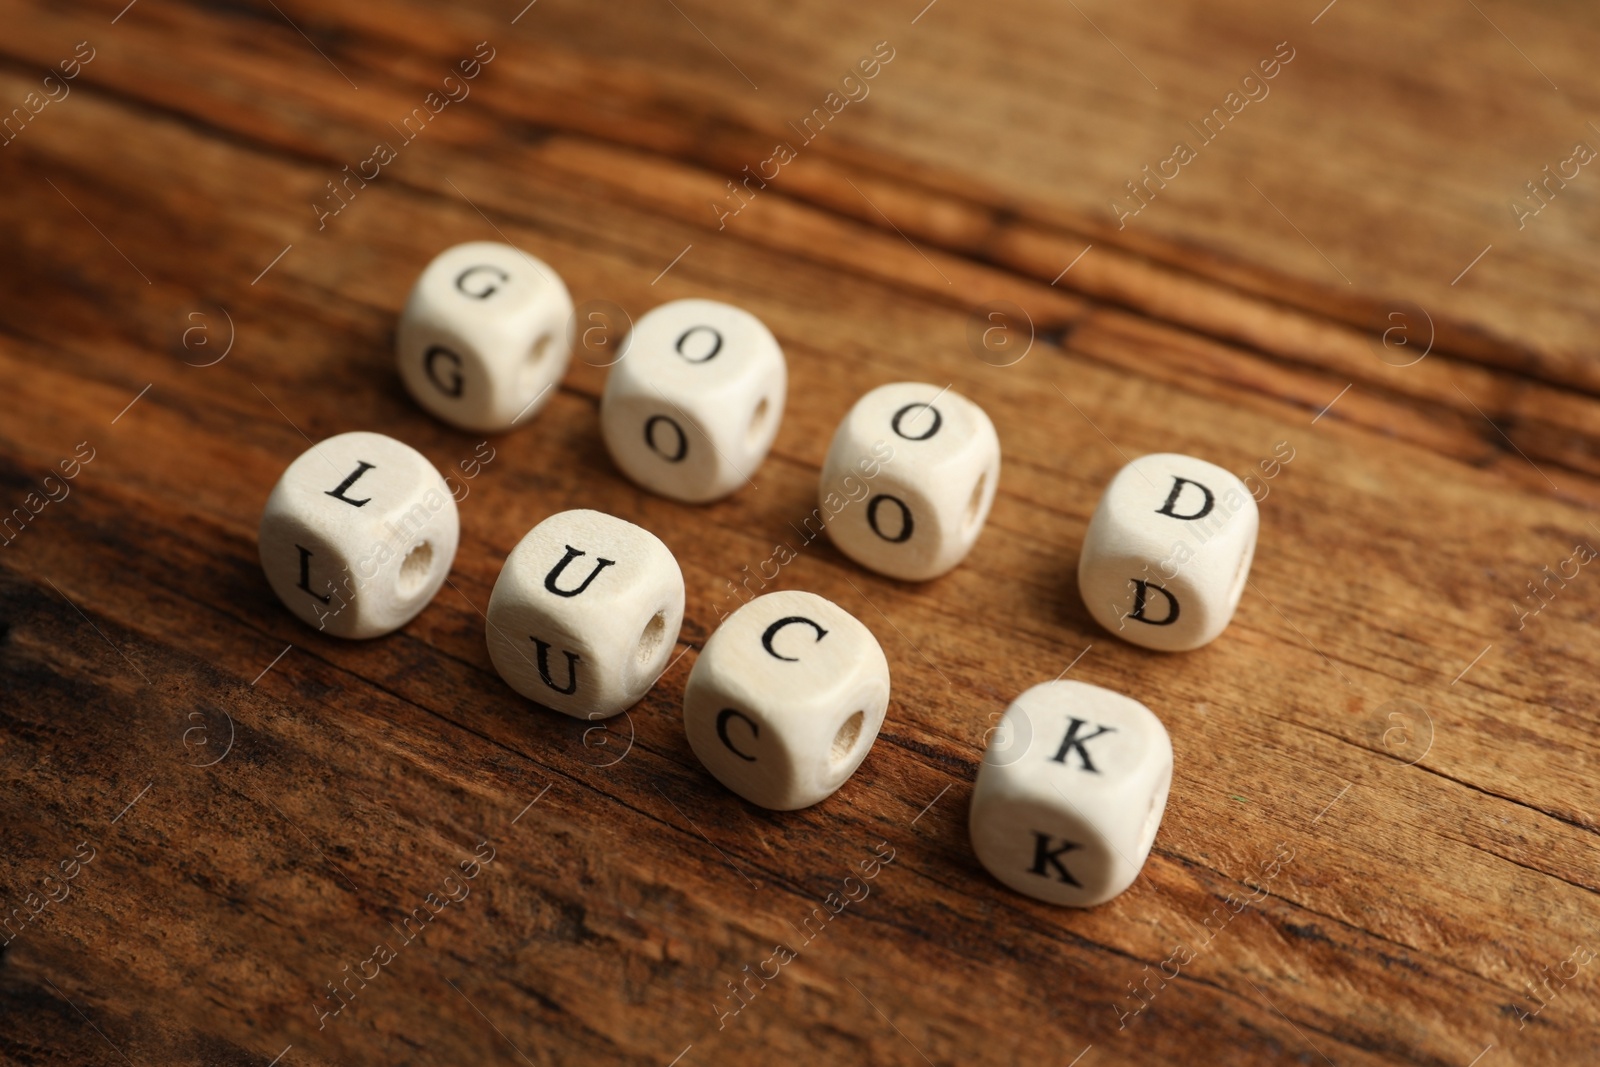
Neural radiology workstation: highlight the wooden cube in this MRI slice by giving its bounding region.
[258,431,459,639]
[683,590,889,809]
[820,382,999,581]
[969,680,1172,907]
[600,299,787,503]
[1078,453,1258,651]
[397,241,573,432]
[486,509,685,720]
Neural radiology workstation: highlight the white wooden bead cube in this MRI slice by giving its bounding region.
[397,241,574,433]
[1078,453,1258,651]
[258,431,459,639]
[683,590,889,810]
[600,299,786,504]
[486,509,685,720]
[969,680,1172,907]
[820,382,1000,581]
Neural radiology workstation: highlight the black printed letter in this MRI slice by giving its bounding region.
[891,402,942,441]
[1028,832,1082,885]
[675,325,723,363]
[544,545,616,598]
[761,616,828,661]
[866,495,913,543]
[1155,476,1213,520]
[423,346,465,398]
[325,462,375,507]
[1049,718,1116,772]
[295,545,331,603]
[1128,580,1180,626]
[717,708,759,760]
[644,415,688,462]
[532,638,579,695]
[455,264,509,299]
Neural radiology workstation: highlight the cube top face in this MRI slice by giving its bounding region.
[601,299,787,504]
[683,590,890,810]
[822,381,1000,581]
[396,241,574,433]
[485,509,685,720]
[1078,452,1259,652]
[258,431,460,640]
[970,680,1173,908]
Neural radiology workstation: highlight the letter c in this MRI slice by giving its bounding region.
[717,708,759,761]
[761,616,828,661]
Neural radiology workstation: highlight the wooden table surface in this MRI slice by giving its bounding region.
[2,1,1597,1064]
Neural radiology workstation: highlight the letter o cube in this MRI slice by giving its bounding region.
[969,680,1172,907]
[397,241,574,433]
[486,509,685,720]
[1078,453,1258,651]
[601,298,787,504]
[258,431,460,639]
[820,382,1000,581]
[683,590,889,810]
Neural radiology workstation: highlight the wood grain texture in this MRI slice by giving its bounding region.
[1,0,1597,1064]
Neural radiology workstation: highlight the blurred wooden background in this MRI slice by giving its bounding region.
[1,0,1597,1063]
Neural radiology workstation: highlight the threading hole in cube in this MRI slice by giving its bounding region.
[1138,783,1168,855]
[529,332,553,364]
[964,470,989,535]
[636,610,667,668]
[746,396,771,452]
[516,333,554,404]
[396,541,434,599]
[1226,535,1254,607]
[831,710,865,764]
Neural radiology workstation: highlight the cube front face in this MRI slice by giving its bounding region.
[683,590,890,810]
[601,299,787,504]
[258,431,460,639]
[486,509,685,720]
[396,241,574,433]
[969,680,1172,907]
[1078,453,1258,652]
[821,382,1000,581]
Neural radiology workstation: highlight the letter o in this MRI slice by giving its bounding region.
[891,402,942,440]
[643,415,688,461]
[866,495,914,543]
[674,325,723,363]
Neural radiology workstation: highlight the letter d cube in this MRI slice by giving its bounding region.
[1078,453,1258,651]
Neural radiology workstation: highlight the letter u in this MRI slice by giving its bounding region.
[543,545,616,597]
[532,638,580,694]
